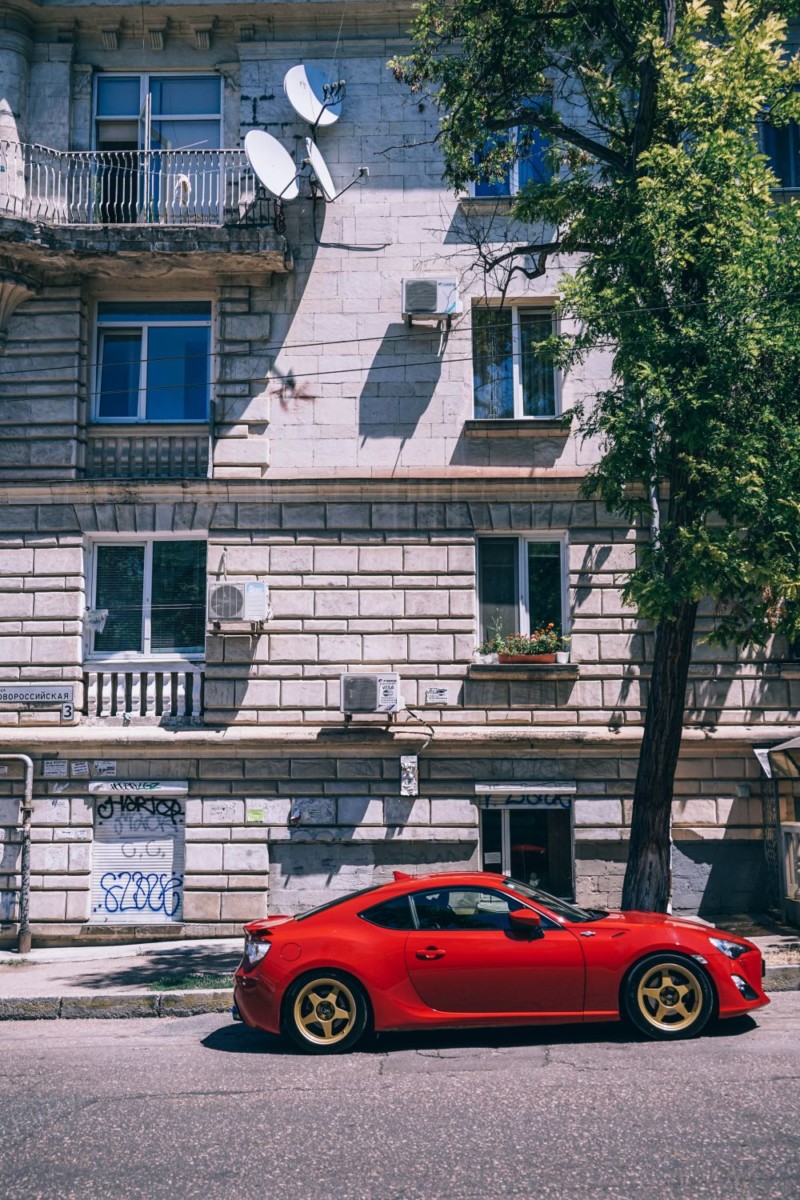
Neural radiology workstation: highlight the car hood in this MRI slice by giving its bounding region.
[586,909,753,943]
[587,910,719,934]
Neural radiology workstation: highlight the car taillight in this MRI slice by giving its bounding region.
[243,936,271,965]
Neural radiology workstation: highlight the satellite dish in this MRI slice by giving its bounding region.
[284,65,343,127]
[305,138,337,202]
[244,130,299,201]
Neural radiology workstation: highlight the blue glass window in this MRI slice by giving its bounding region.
[472,103,553,197]
[96,302,211,422]
[763,121,800,188]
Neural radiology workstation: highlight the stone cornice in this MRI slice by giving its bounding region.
[0,723,788,755]
[0,472,594,506]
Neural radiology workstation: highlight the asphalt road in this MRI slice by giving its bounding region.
[2,996,799,1200]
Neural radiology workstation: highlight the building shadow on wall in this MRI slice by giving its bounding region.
[358,324,442,449]
[268,813,477,915]
[672,825,769,918]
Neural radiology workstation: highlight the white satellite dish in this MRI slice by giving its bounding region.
[284,64,343,127]
[305,138,337,202]
[244,130,300,201]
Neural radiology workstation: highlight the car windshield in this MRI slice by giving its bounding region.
[503,878,600,923]
[294,885,383,922]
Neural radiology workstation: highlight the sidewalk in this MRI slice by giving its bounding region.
[1,917,798,1021]
[0,937,241,1020]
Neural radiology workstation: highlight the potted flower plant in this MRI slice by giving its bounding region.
[498,624,560,663]
[474,614,504,664]
[556,635,571,665]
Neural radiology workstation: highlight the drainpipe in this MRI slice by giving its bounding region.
[0,754,34,954]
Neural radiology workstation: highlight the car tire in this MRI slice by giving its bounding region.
[623,953,715,1040]
[283,970,370,1054]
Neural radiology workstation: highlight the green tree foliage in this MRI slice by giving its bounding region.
[394,1,800,909]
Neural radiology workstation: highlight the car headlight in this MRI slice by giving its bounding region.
[709,936,750,960]
[244,937,271,965]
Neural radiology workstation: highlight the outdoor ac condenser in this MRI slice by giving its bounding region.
[339,673,403,714]
[207,581,270,623]
[401,277,462,320]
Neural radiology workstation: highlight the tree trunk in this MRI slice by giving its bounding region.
[621,598,698,912]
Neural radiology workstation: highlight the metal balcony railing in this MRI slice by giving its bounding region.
[0,141,276,228]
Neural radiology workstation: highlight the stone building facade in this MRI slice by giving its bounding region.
[0,0,797,944]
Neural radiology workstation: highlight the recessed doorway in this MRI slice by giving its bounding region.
[480,803,573,898]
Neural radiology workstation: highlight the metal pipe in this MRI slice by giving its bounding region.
[0,754,34,954]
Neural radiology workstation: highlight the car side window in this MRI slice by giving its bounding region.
[360,894,416,930]
[411,888,526,932]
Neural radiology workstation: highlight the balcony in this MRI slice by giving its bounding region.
[83,661,204,726]
[0,142,290,276]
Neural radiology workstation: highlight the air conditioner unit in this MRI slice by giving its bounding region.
[402,277,462,321]
[208,581,270,623]
[340,672,403,714]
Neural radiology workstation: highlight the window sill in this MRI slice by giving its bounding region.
[89,421,209,432]
[469,662,579,681]
[85,657,204,669]
[459,194,515,208]
[464,418,567,438]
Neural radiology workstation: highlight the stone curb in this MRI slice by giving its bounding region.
[0,972,797,1021]
[0,989,233,1021]
[764,964,800,993]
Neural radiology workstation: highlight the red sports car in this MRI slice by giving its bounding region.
[233,871,769,1053]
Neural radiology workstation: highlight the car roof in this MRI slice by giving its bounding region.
[385,871,507,892]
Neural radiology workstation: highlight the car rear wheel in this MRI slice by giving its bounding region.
[283,971,369,1054]
[623,954,714,1040]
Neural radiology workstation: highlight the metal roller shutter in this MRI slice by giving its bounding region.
[91,798,185,924]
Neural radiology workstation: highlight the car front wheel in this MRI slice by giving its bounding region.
[283,970,369,1054]
[623,954,714,1040]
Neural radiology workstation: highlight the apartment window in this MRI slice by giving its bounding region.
[472,126,552,198]
[763,120,800,188]
[472,307,557,419]
[471,97,552,199]
[89,540,206,658]
[95,75,222,153]
[95,302,211,422]
[477,537,565,643]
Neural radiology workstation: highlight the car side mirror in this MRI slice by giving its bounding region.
[509,909,543,938]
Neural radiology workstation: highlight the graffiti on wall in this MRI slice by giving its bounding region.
[93,797,185,922]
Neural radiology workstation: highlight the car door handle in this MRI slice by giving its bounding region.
[416,947,445,960]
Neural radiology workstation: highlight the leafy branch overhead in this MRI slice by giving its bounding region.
[393,0,800,648]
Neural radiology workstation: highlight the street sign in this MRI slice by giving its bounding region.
[0,684,74,705]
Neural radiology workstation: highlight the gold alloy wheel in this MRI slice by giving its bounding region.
[635,960,705,1032]
[292,977,358,1046]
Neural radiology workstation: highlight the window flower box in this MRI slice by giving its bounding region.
[498,652,556,664]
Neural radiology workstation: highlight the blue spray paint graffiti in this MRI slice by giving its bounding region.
[96,871,183,917]
[93,796,185,922]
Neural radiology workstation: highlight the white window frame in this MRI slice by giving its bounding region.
[93,73,223,151]
[92,298,213,424]
[472,305,561,420]
[84,533,207,663]
[475,532,569,639]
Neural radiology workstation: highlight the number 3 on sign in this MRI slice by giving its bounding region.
[61,703,74,721]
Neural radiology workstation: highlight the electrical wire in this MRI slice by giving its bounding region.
[3,287,800,384]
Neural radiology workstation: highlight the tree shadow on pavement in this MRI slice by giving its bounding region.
[71,945,241,991]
